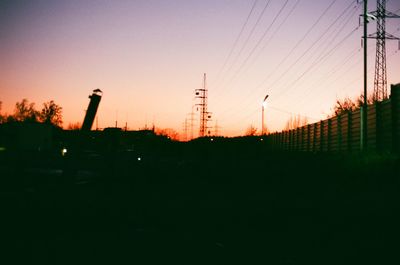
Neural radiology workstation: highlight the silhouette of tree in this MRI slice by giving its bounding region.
[332,94,374,116]
[67,122,81,130]
[245,125,257,136]
[14,99,38,122]
[0,101,3,124]
[332,97,356,116]
[40,100,62,127]
[284,115,308,130]
[155,128,180,141]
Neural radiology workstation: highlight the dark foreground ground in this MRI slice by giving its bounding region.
[1,139,400,264]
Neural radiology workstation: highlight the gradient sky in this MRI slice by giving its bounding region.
[1,0,399,137]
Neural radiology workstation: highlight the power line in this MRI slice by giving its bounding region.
[241,0,301,77]
[216,0,354,121]
[272,25,361,103]
[227,47,399,135]
[268,105,320,121]
[267,0,359,98]
[220,102,319,134]
[293,43,400,114]
[213,0,290,100]
[283,24,399,110]
[252,0,339,94]
[213,0,272,94]
[212,0,259,85]
[368,0,400,101]
[210,0,300,118]
[291,41,379,110]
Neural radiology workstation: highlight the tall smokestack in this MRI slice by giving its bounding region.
[81,89,102,131]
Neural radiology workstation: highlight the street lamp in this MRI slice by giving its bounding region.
[262,94,269,135]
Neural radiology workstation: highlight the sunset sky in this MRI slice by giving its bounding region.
[1,0,399,137]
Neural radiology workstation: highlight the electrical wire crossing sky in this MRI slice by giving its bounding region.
[1,0,399,137]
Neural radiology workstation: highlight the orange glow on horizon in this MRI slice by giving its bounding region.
[1,1,399,137]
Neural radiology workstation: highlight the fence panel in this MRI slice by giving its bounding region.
[330,117,339,152]
[314,122,321,151]
[378,100,394,150]
[267,84,400,153]
[309,124,314,152]
[301,126,307,151]
[322,120,328,152]
[350,110,361,151]
[367,104,377,150]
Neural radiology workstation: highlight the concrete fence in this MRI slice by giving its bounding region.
[267,83,400,153]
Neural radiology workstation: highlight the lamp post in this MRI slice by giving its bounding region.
[262,94,269,135]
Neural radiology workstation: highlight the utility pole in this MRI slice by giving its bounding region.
[368,0,400,101]
[361,0,368,151]
[195,73,212,137]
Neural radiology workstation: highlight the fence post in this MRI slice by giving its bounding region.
[313,123,317,152]
[286,131,289,150]
[291,129,294,151]
[327,119,331,152]
[348,111,352,152]
[296,128,300,151]
[375,101,381,152]
[337,115,342,152]
[392,84,400,153]
[320,120,324,152]
[307,124,311,152]
[360,105,366,151]
[284,131,287,150]
[285,130,288,150]
[293,129,296,151]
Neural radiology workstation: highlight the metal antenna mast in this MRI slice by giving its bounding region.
[195,73,212,137]
[368,0,400,101]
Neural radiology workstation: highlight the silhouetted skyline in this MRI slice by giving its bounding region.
[1,0,399,136]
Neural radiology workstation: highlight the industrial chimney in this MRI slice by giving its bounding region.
[81,89,102,131]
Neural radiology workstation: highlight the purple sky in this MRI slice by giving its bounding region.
[1,0,399,137]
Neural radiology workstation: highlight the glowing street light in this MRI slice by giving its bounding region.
[262,94,269,135]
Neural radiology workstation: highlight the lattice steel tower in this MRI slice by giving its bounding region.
[368,0,400,101]
[195,73,212,137]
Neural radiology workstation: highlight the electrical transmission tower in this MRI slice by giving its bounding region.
[182,118,188,142]
[195,73,212,137]
[187,105,196,140]
[214,120,222,136]
[368,0,400,101]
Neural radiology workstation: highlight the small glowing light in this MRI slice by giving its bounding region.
[211,138,214,142]
[61,148,67,156]
[137,157,141,161]
[0,147,6,152]
[260,138,264,141]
